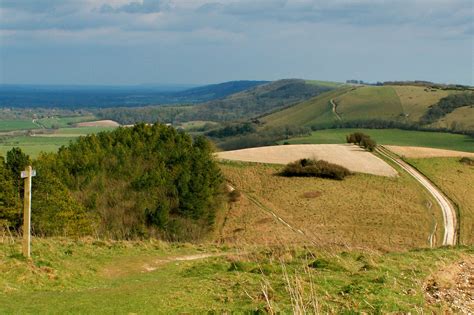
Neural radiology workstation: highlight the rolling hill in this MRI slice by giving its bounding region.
[98,79,336,124]
[261,84,473,132]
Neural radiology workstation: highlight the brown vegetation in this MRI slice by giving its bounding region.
[219,162,441,250]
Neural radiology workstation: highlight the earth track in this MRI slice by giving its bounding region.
[377,146,456,246]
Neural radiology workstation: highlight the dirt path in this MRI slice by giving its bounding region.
[102,252,227,278]
[377,146,456,246]
[330,99,342,120]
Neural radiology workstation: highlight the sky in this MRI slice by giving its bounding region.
[0,0,472,86]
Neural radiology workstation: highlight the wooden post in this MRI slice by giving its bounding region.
[21,166,36,258]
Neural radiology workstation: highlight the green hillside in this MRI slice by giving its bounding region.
[334,86,403,120]
[261,84,472,132]
[283,128,474,152]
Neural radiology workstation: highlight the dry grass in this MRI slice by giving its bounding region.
[431,106,474,131]
[219,161,442,251]
[392,86,451,121]
[76,120,120,127]
[386,146,474,158]
[217,144,397,177]
[407,157,474,245]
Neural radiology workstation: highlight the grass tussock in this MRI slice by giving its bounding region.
[280,158,351,180]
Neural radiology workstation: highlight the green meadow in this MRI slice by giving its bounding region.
[284,128,474,152]
[0,238,470,313]
[0,120,38,132]
[0,126,118,157]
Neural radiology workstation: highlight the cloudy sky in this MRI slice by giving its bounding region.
[0,0,472,85]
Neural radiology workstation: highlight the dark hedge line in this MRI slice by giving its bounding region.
[280,159,351,180]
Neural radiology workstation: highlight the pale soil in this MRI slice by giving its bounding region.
[425,257,473,314]
[386,145,474,158]
[217,144,397,177]
[378,147,456,246]
[76,120,120,127]
[102,253,225,278]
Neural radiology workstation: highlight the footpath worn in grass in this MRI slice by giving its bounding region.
[220,161,441,250]
[285,128,474,152]
[407,157,474,245]
[0,238,471,313]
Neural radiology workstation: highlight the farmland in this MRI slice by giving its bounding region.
[407,157,474,245]
[0,238,471,313]
[0,126,117,157]
[0,120,38,132]
[219,161,442,250]
[284,128,474,152]
[217,144,397,176]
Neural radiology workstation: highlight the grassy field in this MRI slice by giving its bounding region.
[0,120,38,132]
[262,88,348,128]
[334,86,403,121]
[261,85,469,131]
[407,157,474,245]
[392,86,451,121]
[305,80,344,88]
[0,238,471,313]
[0,127,118,157]
[431,106,474,131]
[219,161,442,250]
[36,115,97,128]
[284,128,474,152]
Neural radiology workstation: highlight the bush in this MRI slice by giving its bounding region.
[460,157,474,166]
[280,159,351,180]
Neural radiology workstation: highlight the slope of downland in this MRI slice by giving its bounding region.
[219,161,442,250]
[430,106,474,131]
[174,79,334,122]
[407,157,474,245]
[0,238,471,313]
[261,87,349,128]
[392,85,451,121]
[334,86,403,121]
[261,84,468,130]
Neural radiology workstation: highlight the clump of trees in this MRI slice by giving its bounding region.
[0,124,224,241]
[206,122,256,138]
[280,159,351,180]
[346,132,377,151]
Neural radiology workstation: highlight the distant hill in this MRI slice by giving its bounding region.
[0,81,268,108]
[261,84,474,133]
[98,79,336,124]
[173,80,269,102]
[176,79,334,122]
